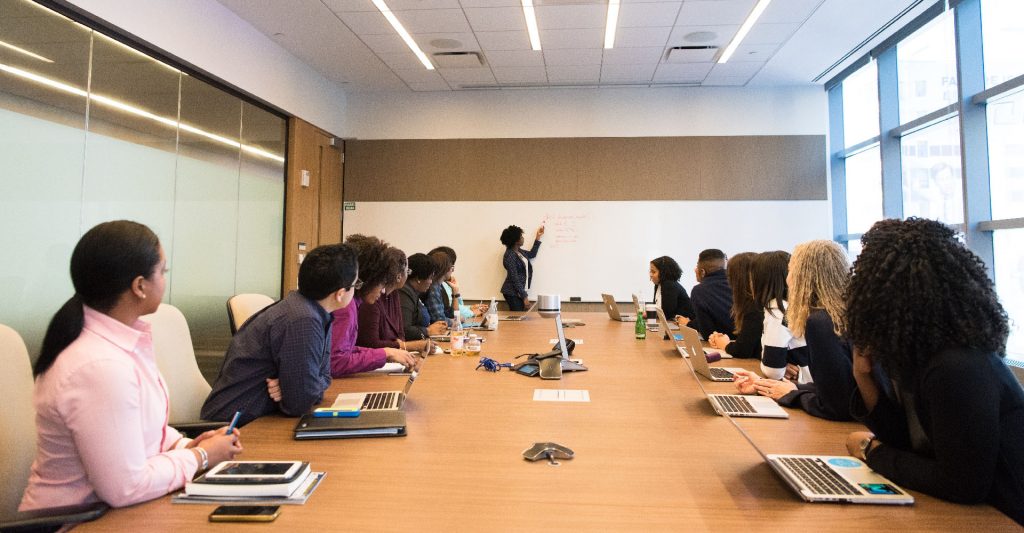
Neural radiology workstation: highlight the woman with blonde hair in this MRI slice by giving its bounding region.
[734,240,856,421]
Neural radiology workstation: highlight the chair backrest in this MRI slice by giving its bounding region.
[0,324,36,519]
[141,304,210,424]
[226,294,275,335]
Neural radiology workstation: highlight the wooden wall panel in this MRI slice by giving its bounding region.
[344,136,826,202]
[283,118,342,295]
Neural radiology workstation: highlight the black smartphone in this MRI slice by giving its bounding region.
[209,505,281,522]
[515,363,539,377]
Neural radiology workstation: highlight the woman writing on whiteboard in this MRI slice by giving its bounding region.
[499,225,544,311]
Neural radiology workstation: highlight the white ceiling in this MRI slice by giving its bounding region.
[216,0,930,92]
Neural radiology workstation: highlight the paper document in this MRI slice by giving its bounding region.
[548,339,583,345]
[371,362,407,373]
[533,389,590,402]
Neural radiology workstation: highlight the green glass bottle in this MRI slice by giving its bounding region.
[635,306,647,340]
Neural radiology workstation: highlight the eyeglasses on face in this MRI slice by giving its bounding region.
[348,278,364,291]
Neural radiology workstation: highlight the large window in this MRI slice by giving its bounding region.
[987,90,1024,220]
[0,1,286,356]
[981,0,1024,88]
[845,147,883,234]
[828,0,1024,365]
[843,62,879,145]
[897,11,957,123]
[900,118,963,224]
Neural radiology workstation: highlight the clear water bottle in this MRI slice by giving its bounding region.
[465,334,482,355]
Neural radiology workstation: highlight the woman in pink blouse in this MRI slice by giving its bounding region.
[20,220,242,511]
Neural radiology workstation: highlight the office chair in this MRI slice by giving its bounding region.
[226,293,275,335]
[141,304,223,437]
[0,324,107,532]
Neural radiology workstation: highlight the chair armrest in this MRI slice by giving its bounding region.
[170,421,228,438]
[0,501,108,532]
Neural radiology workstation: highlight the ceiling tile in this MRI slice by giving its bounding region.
[414,32,482,52]
[459,0,521,7]
[546,65,601,83]
[409,79,453,91]
[535,5,607,30]
[539,28,603,49]
[360,33,410,55]
[464,7,526,31]
[613,26,671,48]
[484,49,545,67]
[760,0,824,24]
[652,61,713,81]
[618,2,681,28]
[600,63,657,81]
[708,60,763,77]
[394,9,472,33]
[387,0,462,10]
[493,66,548,83]
[730,42,779,62]
[324,0,376,13]
[601,46,664,65]
[743,23,800,44]
[438,67,498,83]
[393,68,448,83]
[475,30,533,50]
[542,48,603,66]
[667,25,738,47]
[337,10,393,34]
[677,0,757,26]
[377,51,430,69]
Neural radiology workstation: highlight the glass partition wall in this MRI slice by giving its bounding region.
[0,0,286,357]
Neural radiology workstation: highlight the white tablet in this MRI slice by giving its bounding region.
[203,461,304,483]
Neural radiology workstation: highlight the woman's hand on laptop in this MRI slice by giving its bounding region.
[385,348,421,371]
[732,370,758,394]
[753,378,796,401]
[405,339,432,354]
[266,378,282,402]
[707,332,730,349]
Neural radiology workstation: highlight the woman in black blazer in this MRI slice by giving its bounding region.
[649,256,694,322]
[499,225,544,311]
[843,218,1024,526]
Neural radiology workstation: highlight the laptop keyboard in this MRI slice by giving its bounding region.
[362,392,398,410]
[777,457,860,496]
[715,395,755,414]
[709,368,734,379]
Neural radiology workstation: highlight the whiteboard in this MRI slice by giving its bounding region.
[342,201,831,303]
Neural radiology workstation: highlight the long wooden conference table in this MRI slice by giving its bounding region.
[80,312,1018,531]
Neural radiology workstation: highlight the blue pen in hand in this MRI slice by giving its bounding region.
[226,411,242,435]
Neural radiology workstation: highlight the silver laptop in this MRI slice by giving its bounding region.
[669,321,745,384]
[500,301,537,321]
[680,340,788,419]
[332,370,418,412]
[601,293,635,322]
[460,297,495,328]
[656,308,730,359]
[723,403,914,504]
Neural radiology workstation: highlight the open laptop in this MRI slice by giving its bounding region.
[500,301,537,321]
[671,322,745,383]
[656,308,729,359]
[601,293,635,322]
[460,297,495,328]
[722,400,914,504]
[681,340,788,419]
[331,370,418,412]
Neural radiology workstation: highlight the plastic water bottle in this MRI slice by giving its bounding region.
[451,314,465,356]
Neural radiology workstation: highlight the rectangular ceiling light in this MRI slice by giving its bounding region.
[604,0,620,49]
[522,0,542,51]
[371,0,435,70]
[718,0,772,63]
[0,40,54,63]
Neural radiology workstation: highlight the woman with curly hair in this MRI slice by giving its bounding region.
[500,225,544,312]
[330,235,420,377]
[734,241,855,421]
[843,218,1024,526]
[649,256,694,322]
[707,252,761,359]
